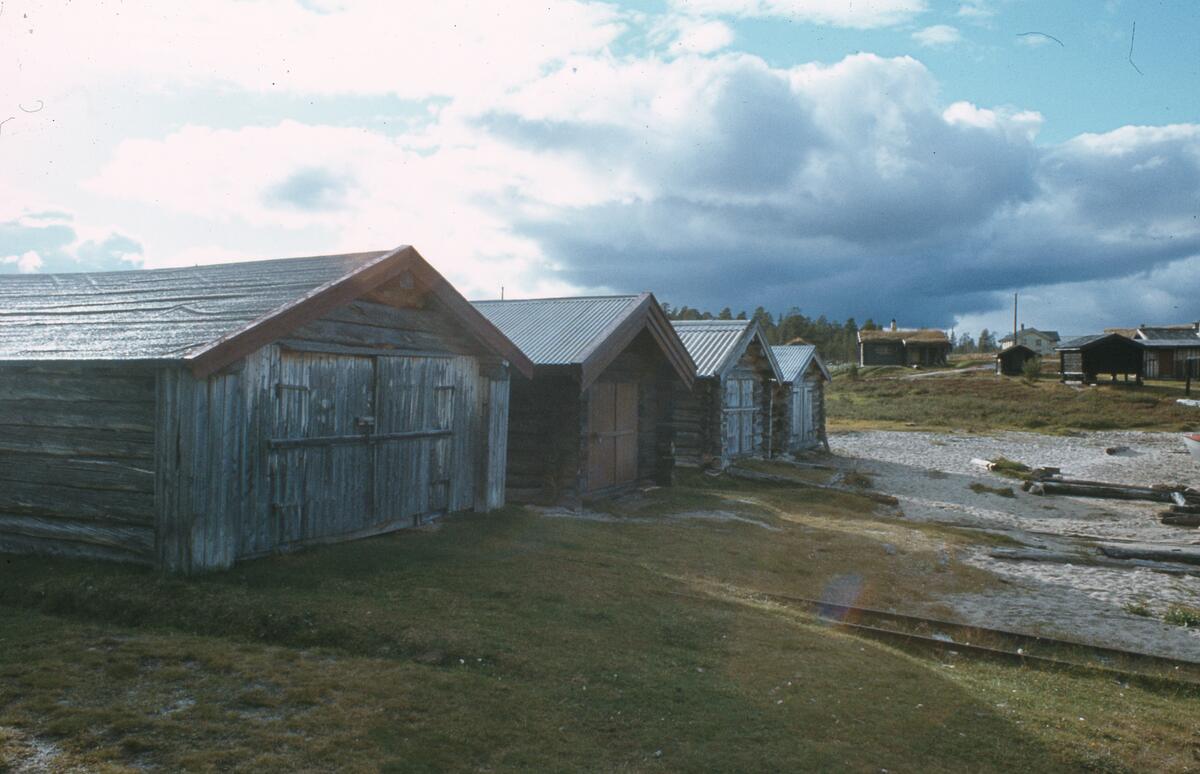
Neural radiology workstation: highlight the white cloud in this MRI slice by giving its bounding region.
[912,24,961,47]
[667,18,736,54]
[1,251,44,273]
[0,1,626,105]
[956,1,994,22]
[668,0,926,29]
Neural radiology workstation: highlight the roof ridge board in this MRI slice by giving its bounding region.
[471,293,642,305]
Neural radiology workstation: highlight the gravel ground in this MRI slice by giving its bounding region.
[829,429,1200,660]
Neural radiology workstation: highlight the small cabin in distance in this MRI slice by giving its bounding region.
[858,320,951,367]
[670,319,783,467]
[771,344,832,454]
[0,247,532,573]
[472,294,695,504]
[996,344,1038,376]
[1056,333,1143,384]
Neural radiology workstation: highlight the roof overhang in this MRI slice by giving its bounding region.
[709,320,784,383]
[575,293,696,391]
[185,245,534,379]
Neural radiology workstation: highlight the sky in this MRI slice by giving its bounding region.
[2,0,1198,337]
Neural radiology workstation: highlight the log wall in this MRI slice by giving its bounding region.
[0,364,157,564]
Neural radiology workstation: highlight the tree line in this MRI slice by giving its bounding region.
[663,303,997,363]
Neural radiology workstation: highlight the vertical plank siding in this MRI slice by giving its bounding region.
[772,369,828,455]
[0,364,156,563]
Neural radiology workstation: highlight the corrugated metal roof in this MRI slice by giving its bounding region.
[471,295,644,366]
[1139,338,1200,348]
[1139,326,1199,340]
[772,344,830,383]
[1057,333,1142,350]
[671,320,754,377]
[0,251,386,361]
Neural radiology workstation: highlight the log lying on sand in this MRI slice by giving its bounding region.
[1026,480,1177,502]
[1161,512,1200,528]
[1024,478,1200,505]
[1098,543,1200,567]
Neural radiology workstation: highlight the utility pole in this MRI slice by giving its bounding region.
[1013,292,1018,345]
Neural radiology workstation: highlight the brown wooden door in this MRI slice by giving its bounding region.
[587,381,639,492]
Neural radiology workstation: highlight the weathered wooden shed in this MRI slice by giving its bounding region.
[1056,334,1143,384]
[670,320,783,467]
[770,344,832,454]
[472,294,695,503]
[996,344,1038,376]
[0,246,532,573]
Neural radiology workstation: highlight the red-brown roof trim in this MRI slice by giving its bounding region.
[185,245,534,379]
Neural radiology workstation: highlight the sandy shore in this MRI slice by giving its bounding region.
[829,429,1200,660]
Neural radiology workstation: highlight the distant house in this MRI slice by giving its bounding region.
[473,294,695,503]
[670,319,782,466]
[995,344,1038,376]
[0,247,533,573]
[1056,333,1143,384]
[1104,323,1200,380]
[771,344,832,454]
[998,326,1060,355]
[857,321,951,366]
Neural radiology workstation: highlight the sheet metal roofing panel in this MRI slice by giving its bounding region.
[772,344,816,383]
[670,319,757,378]
[0,251,386,361]
[1058,334,1120,349]
[470,295,643,366]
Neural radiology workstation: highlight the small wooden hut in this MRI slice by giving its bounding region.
[670,319,783,466]
[1056,334,1143,384]
[0,246,532,573]
[770,344,832,454]
[996,344,1038,376]
[472,294,695,503]
[857,321,951,366]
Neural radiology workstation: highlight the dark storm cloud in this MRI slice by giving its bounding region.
[476,55,1200,327]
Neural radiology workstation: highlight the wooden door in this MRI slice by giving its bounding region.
[724,377,756,456]
[587,381,639,492]
[374,356,456,527]
[792,384,813,446]
[270,353,376,545]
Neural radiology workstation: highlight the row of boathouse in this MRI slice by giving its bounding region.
[0,246,829,572]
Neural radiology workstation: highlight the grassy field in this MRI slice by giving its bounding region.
[828,365,1200,434]
[1,470,1197,771]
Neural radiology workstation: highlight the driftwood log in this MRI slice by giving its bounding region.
[1161,512,1200,527]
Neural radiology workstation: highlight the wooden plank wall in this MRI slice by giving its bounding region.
[0,364,157,563]
[156,366,244,573]
[505,372,581,503]
[771,371,827,455]
[158,293,509,572]
[478,373,510,511]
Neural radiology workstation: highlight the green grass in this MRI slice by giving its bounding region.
[827,368,1200,434]
[1163,605,1200,628]
[968,482,1016,498]
[0,485,1197,771]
